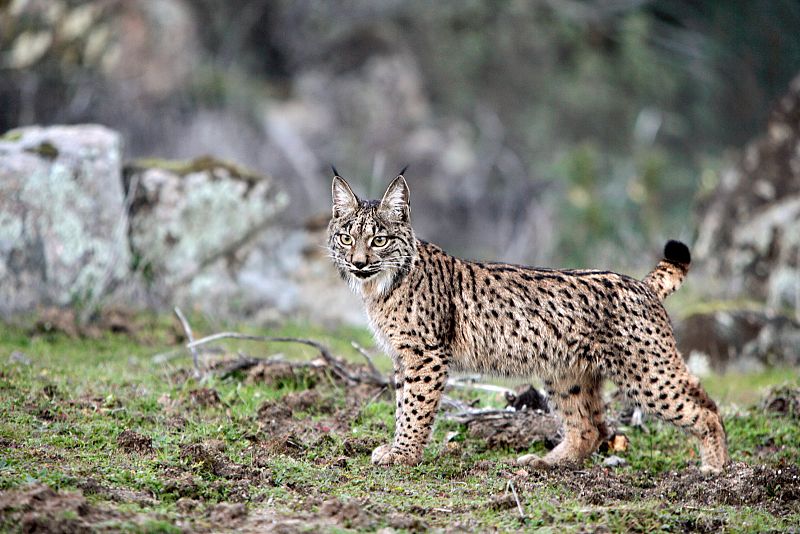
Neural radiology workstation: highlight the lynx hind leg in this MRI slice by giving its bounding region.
[617,349,729,473]
[518,374,606,469]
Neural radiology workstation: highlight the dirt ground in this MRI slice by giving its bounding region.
[2,460,797,533]
[1,327,799,532]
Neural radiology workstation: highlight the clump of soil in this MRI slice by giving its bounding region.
[0,484,109,534]
[529,461,800,514]
[77,479,155,506]
[180,441,232,476]
[179,440,245,478]
[386,512,427,531]
[246,361,328,388]
[27,403,68,422]
[255,390,339,435]
[166,414,188,429]
[489,492,517,510]
[257,399,294,434]
[187,387,222,407]
[208,502,247,524]
[342,436,381,456]
[160,469,202,499]
[658,462,800,511]
[320,497,373,529]
[116,430,154,454]
[470,459,496,473]
[258,433,307,459]
[344,383,388,408]
[284,389,336,413]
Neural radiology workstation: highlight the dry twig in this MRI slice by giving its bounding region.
[187,332,385,385]
[506,480,526,520]
[350,340,388,386]
[446,377,515,396]
[174,307,202,377]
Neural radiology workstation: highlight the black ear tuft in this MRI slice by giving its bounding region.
[664,240,691,265]
[331,165,340,177]
[398,164,409,176]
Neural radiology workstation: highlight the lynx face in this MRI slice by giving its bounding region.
[326,174,417,295]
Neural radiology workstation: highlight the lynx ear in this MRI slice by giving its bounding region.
[331,173,359,218]
[379,174,410,222]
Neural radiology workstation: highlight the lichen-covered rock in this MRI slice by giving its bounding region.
[123,157,290,315]
[0,124,129,317]
[695,75,800,309]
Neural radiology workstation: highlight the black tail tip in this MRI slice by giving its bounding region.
[664,240,691,265]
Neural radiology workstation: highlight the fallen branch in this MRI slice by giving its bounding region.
[445,405,561,451]
[212,353,337,381]
[443,407,520,424]
[187,332,385,386]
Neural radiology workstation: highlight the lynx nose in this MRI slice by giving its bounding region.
[353,259,368,269]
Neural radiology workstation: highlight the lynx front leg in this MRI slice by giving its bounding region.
[371,348,449,466]
[371,360,405,464]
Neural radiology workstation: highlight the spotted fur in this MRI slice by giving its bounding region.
[327,173,729,473]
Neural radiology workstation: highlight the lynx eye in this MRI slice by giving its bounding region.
[371,236,388,248]
[337,234,354,246]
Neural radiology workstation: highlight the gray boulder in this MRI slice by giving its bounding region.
[123,158,363,324]
[124,157,290,316]
[0,124,129,317]
[695,75,800,310]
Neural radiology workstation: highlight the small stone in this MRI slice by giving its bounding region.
[603,455,628,468]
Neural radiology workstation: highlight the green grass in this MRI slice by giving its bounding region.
[0,318,798,532]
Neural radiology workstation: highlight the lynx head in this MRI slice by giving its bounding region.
[327,168,417,295]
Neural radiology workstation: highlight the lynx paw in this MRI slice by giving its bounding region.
[371,444,420,466]
[516,453,553,470]
[699,464,724,475]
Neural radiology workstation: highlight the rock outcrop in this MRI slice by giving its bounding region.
[122,156,362,324]
[123,157,287,311]
[684,75,800,370]
[0,122,367,325]
[695,75,800,311]
[0,124,129,318]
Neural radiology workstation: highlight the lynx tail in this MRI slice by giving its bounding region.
[643,240,691,301]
